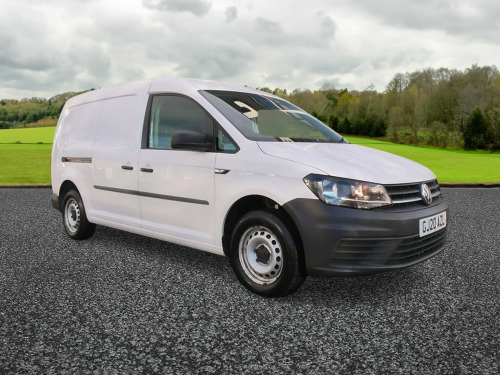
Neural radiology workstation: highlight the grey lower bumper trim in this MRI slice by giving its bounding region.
[94,185,209,205]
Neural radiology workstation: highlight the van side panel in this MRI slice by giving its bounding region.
[58,102,101,157]
[51,101,101,207]
[89,94,148,227]
[52,79,153,224]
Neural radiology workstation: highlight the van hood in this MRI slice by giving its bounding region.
[257,142,436,185]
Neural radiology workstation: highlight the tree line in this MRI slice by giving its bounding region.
[0,91,92,130]
[2,65,499,150]
[259,64,500,150]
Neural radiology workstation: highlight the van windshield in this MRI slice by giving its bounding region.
[200,90,345,143]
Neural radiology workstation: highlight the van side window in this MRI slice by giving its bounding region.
[149,95,214,149]
[217,126,238,153]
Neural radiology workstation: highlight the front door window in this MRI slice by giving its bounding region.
[148,95,214,150]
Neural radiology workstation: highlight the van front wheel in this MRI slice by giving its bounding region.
[230,211,305,297]
[62,190,96,240]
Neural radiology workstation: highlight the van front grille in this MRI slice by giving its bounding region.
[384,180,442,209]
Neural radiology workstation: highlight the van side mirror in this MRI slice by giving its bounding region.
[171,130,213,151]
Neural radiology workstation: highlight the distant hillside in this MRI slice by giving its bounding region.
[0,89,94,129]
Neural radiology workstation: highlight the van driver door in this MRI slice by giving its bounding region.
[138,95,216,245]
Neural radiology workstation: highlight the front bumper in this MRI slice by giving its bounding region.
[283,198,449,276]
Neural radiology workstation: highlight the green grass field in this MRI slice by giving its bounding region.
[0,127,55,185]
[0,144,52,184]
[0,126,56,144]
[0,127,499,185]
[346,136,500,184]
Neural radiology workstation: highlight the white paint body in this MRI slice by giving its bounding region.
[51,78,437,256]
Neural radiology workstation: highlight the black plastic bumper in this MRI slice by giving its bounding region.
[51,193,61,212]
[283,198,449,276]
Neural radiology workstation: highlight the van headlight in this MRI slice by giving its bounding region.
[303,174,392,209]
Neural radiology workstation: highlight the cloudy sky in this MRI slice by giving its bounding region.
[1,0,499,99]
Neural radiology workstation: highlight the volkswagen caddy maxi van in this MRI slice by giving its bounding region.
[51,78,448,296]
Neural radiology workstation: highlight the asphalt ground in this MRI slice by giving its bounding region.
[0,188,498,374]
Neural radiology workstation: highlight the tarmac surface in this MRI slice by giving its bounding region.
[0,188,499,374]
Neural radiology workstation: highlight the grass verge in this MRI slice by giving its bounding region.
[0,126,56,144]
[346,136,500,183]
[0,144,52,184]
[0,128,498,185]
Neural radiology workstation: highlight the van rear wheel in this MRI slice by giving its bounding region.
[230,210,305,297]
[62,189,96,240]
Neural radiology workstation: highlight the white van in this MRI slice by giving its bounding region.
[51,78,448,296]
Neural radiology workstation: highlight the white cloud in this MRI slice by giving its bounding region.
[0,0,499,99]
[142,0,212,16]
[225,6,237,22]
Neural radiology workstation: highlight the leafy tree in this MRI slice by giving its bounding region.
[327,115,339,131]
[370,119,387,137]
[336,91,359,118]
[272,88,287,97]
[258,87,272,94]
[337,118,352,134]
[464,108,487,149]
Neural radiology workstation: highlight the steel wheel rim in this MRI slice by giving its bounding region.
[238,226,283,285]
[65,198,80,233]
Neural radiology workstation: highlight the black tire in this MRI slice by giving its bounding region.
[230,210,305,297]
[62,189,96,240]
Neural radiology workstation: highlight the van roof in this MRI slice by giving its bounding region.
[65,78,269,108]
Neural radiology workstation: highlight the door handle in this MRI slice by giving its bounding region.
[121,165,133,171]
[140,167,154,173]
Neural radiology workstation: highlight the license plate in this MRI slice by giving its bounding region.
[419,211,447,237]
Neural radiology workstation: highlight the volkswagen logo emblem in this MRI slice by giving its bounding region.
[420,183,432,205]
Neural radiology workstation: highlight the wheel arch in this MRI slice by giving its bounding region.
[57,180,80,210]
[222,195,305,274]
